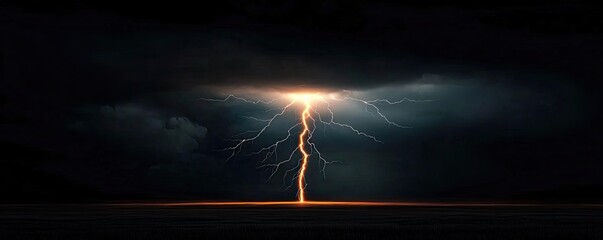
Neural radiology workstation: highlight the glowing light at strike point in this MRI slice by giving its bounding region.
[200,90,431,203]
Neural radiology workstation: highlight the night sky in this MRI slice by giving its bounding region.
[2,1,603,203]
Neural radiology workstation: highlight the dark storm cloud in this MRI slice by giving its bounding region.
[71,104,207,163]
[48,104,211,196]
[4,1,602,100]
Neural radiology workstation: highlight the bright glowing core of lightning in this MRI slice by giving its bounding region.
[287,93,325,102]
[200,90,431,203]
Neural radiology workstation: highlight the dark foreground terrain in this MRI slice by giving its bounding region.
[1,203,602,240]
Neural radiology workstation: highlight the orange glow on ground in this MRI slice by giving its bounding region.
[112,201,560,207]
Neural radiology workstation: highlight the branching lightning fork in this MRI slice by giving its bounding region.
[200,92,429,202]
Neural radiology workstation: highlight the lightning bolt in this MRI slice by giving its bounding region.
[297,100,311,202]
[200,92,430,203]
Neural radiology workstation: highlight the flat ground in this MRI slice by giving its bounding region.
[1,202,602,240]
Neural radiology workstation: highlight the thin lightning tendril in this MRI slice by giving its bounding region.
[200,93,429,202]
[334,96,412,128]
[199,94,280,105]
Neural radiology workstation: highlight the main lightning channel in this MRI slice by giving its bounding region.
[297,100,311,202]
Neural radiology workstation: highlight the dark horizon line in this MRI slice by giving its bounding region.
[3,200,603,207]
